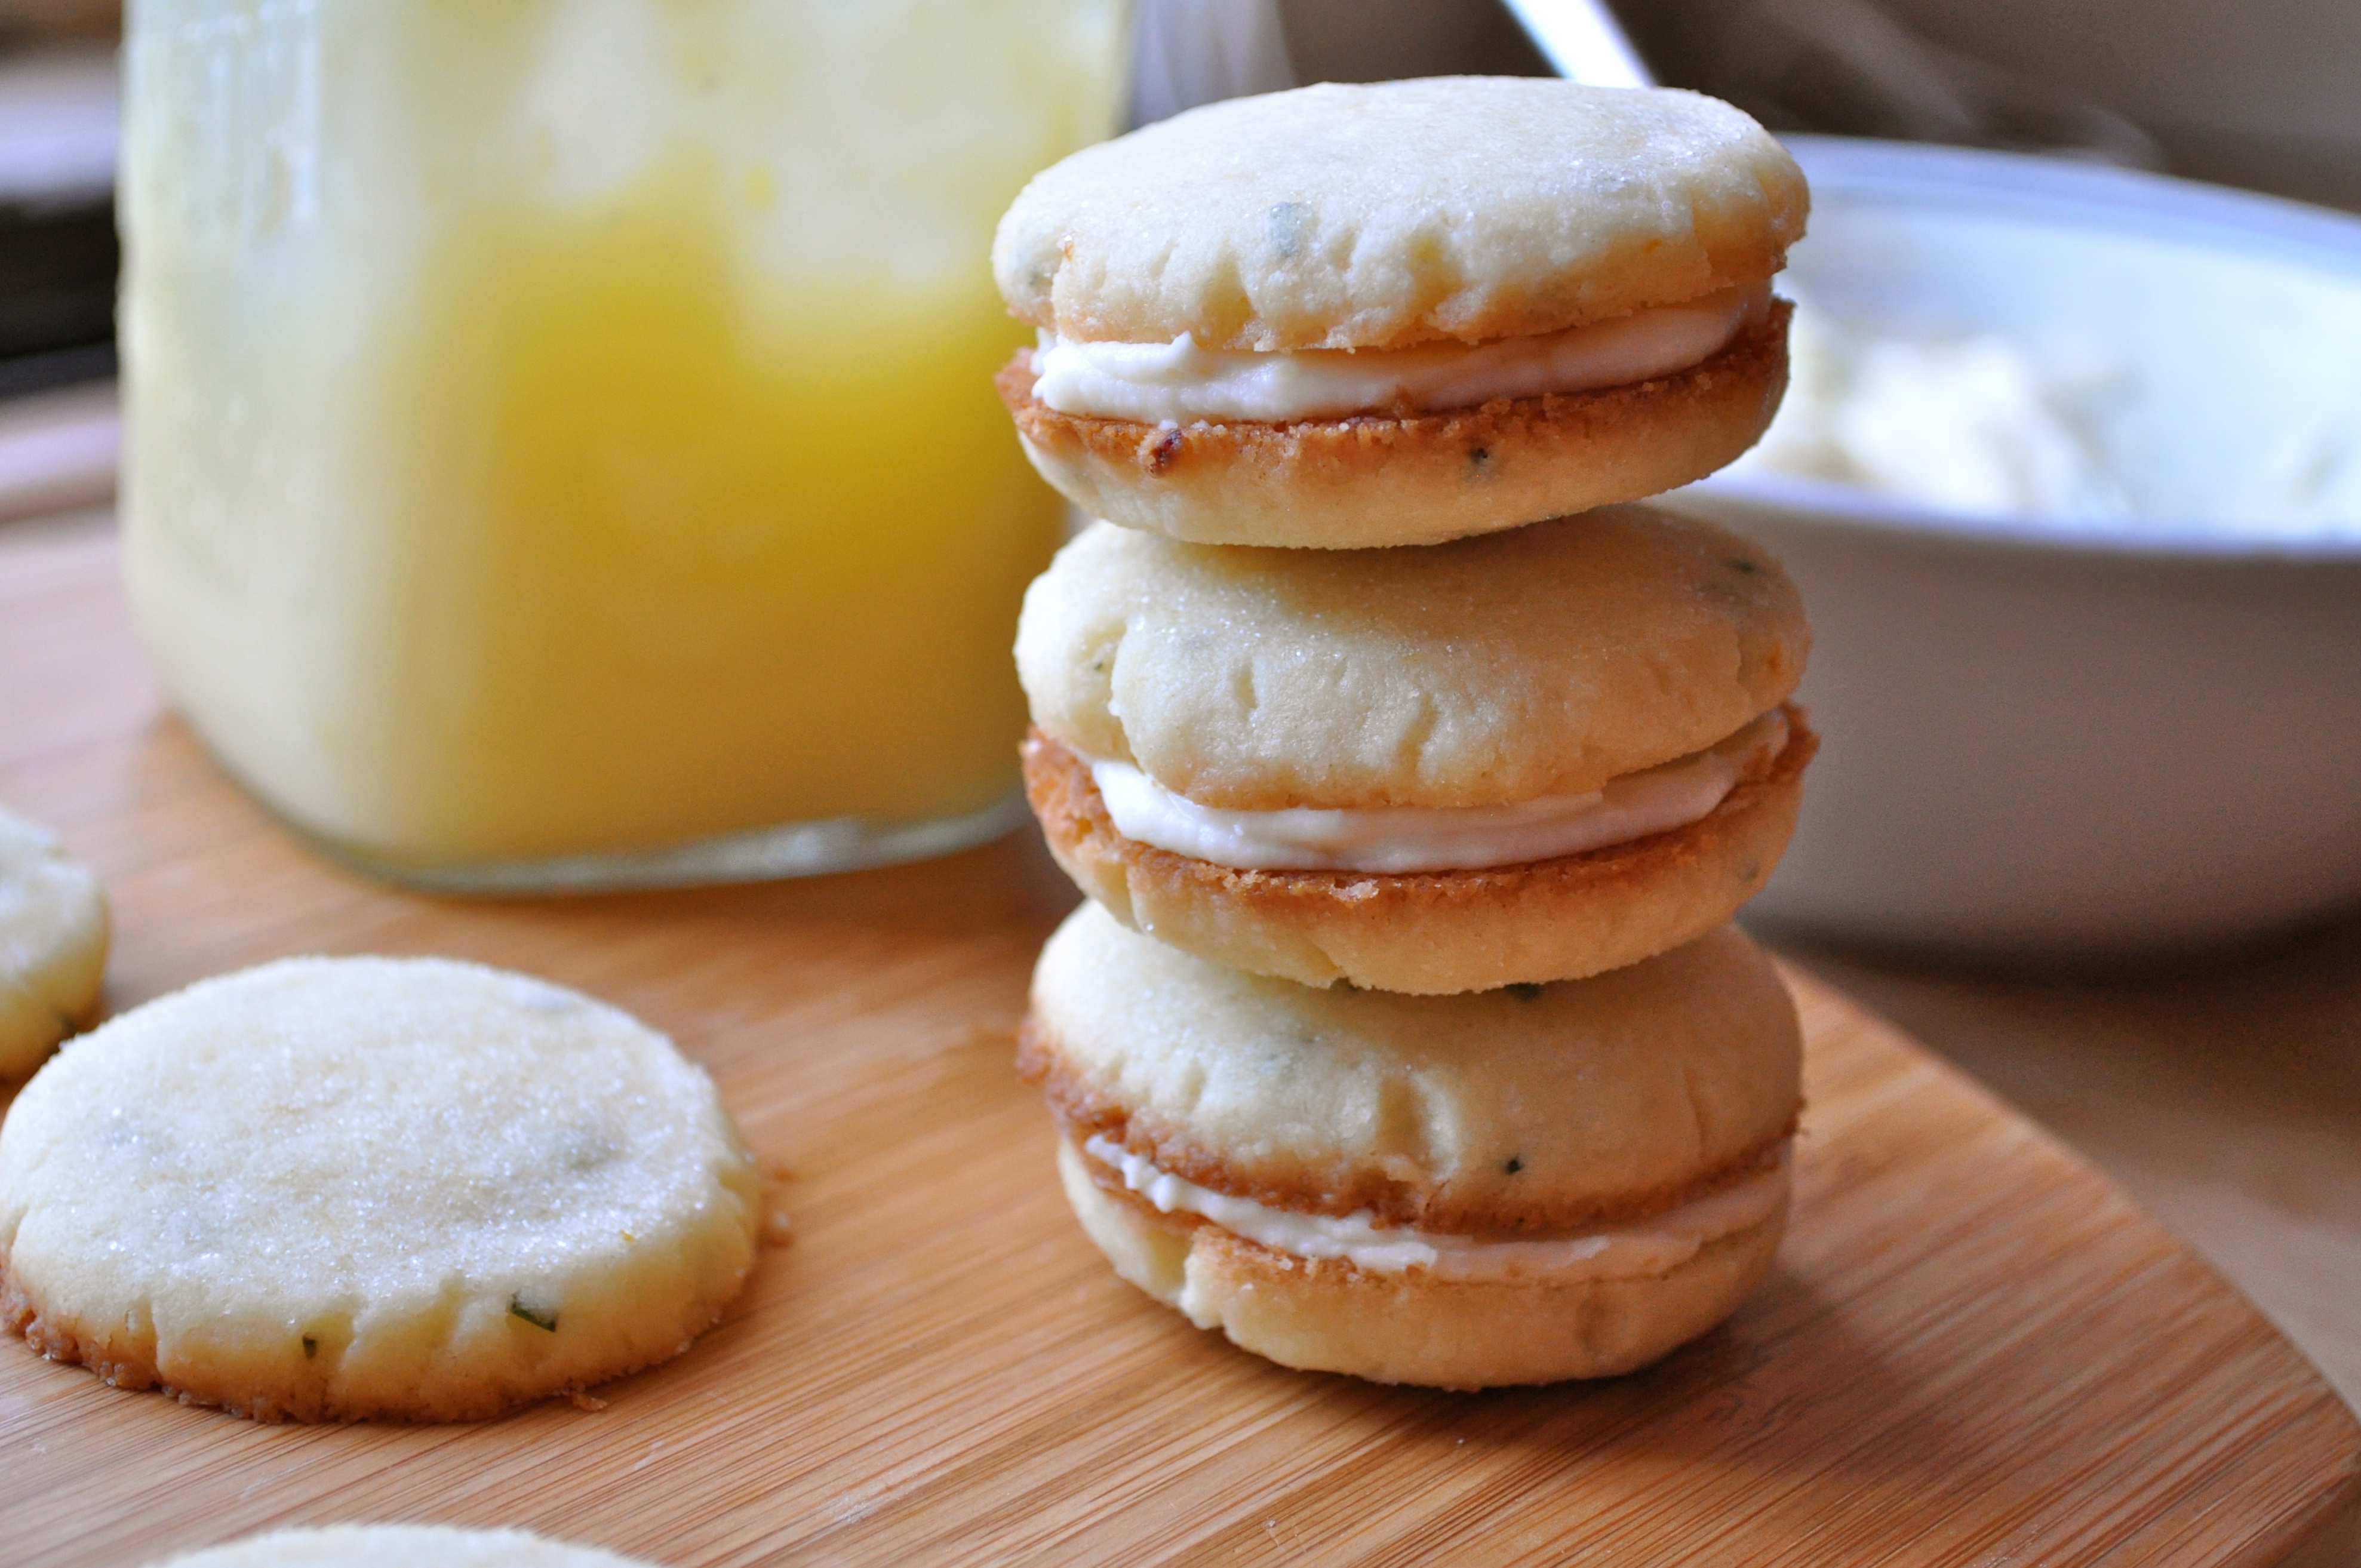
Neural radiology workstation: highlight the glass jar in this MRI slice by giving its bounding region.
[120,0,1129,890]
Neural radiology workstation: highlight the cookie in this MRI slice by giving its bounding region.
[1015,511,1812,991]
[995,79,1804,353]
[1022,905,1800,1387]
[0,804,108,1078]
[0,957,760,1422]
[992,78,1806,546]
[150,1526,657,1567]
[1018,511,1804,808]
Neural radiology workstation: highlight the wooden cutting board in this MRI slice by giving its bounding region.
[2,519,2356,1567]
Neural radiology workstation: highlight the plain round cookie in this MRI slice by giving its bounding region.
[1015,508,1807,810]
[1023,712,1811,993]
[1060,1139,1787,1388]
[150,1525,658,1567]
[1021,905,1800,1233]
[0,957,760,1423]
[0,804,108,1078]
[998,302,1788,549]
[994,78,1806,352]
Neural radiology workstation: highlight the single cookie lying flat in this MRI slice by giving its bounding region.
[0,804,108,1077]
[0,957,760,1422]
[1023,905,1801,1388]
[1015,509,1813,991]
[993,78,1806,547]
[151,1525,657,1567]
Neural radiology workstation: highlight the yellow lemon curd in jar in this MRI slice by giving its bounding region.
[121,0,1122,871]
[377,182,1057,858]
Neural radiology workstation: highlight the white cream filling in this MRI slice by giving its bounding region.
[1089,708,1787,874]
[1031,282,1770,425]
[1084,1135,1788,1284]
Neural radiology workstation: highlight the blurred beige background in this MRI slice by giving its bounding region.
[0,0,112,45]
[1863,0,2361,209]
[12,0,2359,208]
[1277,0,2361,211]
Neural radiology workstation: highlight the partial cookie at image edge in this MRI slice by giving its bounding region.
[0,803,109,1079]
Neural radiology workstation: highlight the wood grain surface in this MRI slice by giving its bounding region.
[1779,922,2361,1415]
[2,517,2357,1567]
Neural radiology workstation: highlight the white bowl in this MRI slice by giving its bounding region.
[1664,136,2361,962]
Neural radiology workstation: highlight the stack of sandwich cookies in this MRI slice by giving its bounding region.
[994,77,1815,1387]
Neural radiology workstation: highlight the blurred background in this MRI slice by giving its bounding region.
[0,0,112,522]
[0,0,2353,1401]
[9,0,2361,519]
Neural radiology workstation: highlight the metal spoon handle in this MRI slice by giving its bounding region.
[1499,0,1654,87]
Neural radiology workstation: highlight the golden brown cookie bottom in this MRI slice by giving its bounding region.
[1021,1006,1798,1236]
[1022,708,1816,994]
[0,1253,748,1425]
[1057,1139,1788,1388]
[998,303,1790,549]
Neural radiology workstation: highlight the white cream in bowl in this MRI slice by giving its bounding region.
[1668,136,2361,959]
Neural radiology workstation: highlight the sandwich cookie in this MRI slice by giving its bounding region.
[0,803,108,1078]
[1016,508,1814,994]
[150,1526,658,1568]
[0,957,760,1422]
[1022,905,1800,1387]
[992,78,1806,548]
